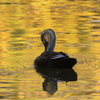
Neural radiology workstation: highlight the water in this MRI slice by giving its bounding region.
[0,0,100,99]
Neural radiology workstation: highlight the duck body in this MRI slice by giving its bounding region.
[34,51,76,68]
[34,29,77,68]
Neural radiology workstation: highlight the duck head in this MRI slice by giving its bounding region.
[41,29,56,53]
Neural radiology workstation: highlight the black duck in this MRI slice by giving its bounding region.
[34,29,77,68]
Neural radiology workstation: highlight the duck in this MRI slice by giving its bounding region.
[34,29,77,68]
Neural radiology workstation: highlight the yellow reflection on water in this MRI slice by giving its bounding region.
[0,0,100,100]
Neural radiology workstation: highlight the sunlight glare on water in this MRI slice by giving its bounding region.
[0,0,100,100]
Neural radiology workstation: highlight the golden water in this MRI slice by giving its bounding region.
[0,0,100,99]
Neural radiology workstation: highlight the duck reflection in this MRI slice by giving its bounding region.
[34,66,77,95]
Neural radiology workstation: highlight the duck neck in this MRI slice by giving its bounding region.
[41,29,56,53]
[46,35,56,53]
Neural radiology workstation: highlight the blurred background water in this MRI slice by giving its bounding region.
[0,0,100,100]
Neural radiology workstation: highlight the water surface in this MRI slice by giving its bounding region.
[0,0,100,100]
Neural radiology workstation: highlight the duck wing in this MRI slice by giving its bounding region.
[51,52,69,59]
[50,52,77,68]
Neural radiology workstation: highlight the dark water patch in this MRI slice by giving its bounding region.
[48,4,100,13]
[11,29,25,35]
[92,35,100,36]
[7,45,42,51]
[56,32,68,34]
[64,43,90,47]
[92,40,100,43]
[92,26,100,29]
[23,37,36,39]
[0,30,10,32]
[90,20,100,23]
[48,4,77,9]
[0,2,26,5]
